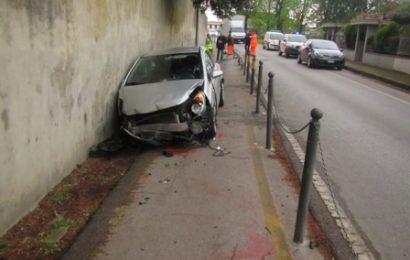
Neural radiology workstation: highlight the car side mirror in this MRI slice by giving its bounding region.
[212,70,223,78]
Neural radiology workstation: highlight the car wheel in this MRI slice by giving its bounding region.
[219,81,225,107]
[337,66,343,70]
[307,57,313,68]
[297,54,302,64]
[204,105,217,140]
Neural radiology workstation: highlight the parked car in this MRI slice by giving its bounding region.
[279,34,307,57]
[263,31,284,50]
[117,47,224,145]
[297,39,345,70]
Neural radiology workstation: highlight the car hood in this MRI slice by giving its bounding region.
[120,79,204,115]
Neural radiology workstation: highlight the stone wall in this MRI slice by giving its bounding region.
[0,0,207,235]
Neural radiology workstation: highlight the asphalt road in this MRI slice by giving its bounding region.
[243,46,410,260]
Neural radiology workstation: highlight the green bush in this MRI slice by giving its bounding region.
[372,22,400,54]
[344,25,357,49]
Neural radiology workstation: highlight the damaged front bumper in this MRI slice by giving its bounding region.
[120,102,212,146]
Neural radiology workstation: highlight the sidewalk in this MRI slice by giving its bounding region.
[344,60,410,90]
[63,57,327,260]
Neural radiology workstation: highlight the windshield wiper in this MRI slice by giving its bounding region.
[125,81,143,86]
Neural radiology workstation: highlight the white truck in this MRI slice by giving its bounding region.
[222,15,246,43]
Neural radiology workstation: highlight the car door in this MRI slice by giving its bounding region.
[204,51,220,107]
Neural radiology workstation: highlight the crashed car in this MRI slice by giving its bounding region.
[118,47,224,145]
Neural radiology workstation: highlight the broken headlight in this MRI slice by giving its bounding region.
[191,91,206,115]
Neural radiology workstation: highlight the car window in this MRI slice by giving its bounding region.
[125,53,203,85]
[287,35,306,42]
[269,33,284,40]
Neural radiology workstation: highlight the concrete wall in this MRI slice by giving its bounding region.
[0,0,207,235]
[363,52,410,74]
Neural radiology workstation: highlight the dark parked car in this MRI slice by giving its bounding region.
[118,47,224,145]
[279,34,307,57]
[297,39,345,70]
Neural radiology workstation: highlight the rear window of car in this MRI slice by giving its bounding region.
[125,53,203,86]
[287,35,306,42]
[269,33,284,40]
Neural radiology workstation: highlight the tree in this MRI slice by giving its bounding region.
[195,0,256,17]
[315,0,367,24]
[391,2,410,25]
[289,0,314,33]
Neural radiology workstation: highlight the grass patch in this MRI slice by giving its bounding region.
[51,191,66,205]
[0,240,9,252]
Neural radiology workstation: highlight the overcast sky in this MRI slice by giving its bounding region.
[205,8,221,22]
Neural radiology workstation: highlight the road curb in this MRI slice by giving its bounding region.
[344,65,410,91]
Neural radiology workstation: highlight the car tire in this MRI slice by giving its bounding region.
[297,54,302,64]
[307,57,313,68]
[219,81,225,107]
[204,105,217,140]
[337,66,343,70]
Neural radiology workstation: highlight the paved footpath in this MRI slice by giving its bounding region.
[63,56,325,260]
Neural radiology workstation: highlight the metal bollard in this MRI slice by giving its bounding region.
[255,61,263,113]
[250,55,256,95]
[246,54,251,82]
[243,52,248,76]
[266,72,274,149]
[293,108,323,243]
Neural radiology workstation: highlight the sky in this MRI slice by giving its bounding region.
[205,8,222,22]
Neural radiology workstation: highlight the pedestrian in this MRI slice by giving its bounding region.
[244,32,251,54]
[226,32,234,56]
[206,34,213,54]
[216,32,227,61]
[250,32,258,56]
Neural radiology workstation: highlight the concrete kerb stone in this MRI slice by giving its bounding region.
[344,64,410,91]
[233,52,375,260]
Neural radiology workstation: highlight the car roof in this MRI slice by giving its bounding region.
[266,31,283,35]
[142,47,202,57]
[309,39,334,43]
[284,33,306,37]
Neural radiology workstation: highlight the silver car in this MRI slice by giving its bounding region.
[118,47,224,145]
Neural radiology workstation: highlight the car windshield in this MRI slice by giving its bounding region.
[269,33,284,40]
[125,53,203,86]
[287,35,306,42]
[231,27,244,33]
[312,40,339,50]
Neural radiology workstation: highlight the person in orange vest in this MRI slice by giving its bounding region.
[249,32,258,56]
[226,31,234,56]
